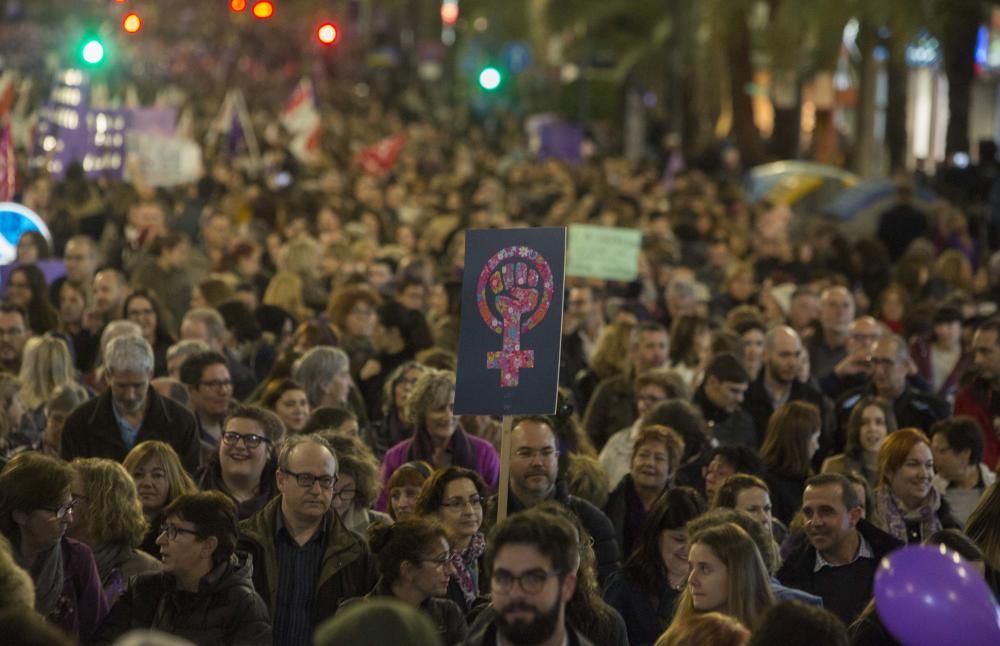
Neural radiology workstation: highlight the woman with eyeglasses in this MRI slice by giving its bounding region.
[341,518,467,645]
[370,361,428,459]
[92,491,271,645]
[67,458,161,607]
[416,466,489,612]
[197,405,283,520]
[0,452,108,640]
[326,434,391,534]
[123,441,198,557]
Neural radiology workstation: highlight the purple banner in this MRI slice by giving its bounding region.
[538,122,583,163]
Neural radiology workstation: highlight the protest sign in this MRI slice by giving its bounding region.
[566,224,642,282]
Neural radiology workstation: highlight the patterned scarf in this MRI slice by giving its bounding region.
[15,540,64,618]
[875,485,943,543]
[448,532,486,605]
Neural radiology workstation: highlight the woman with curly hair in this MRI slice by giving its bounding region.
[5,265,59,335]
[326,434,391,535]
[67,458,161,607]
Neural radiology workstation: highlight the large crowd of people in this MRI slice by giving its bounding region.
[0,17,999,645]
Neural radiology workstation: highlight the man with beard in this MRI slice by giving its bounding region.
[776,474,900,625]
[481,417,620,581]
[93,268,129,325]
[61,335,201,473]
[466,509,594,646]
[743,326,829,447]
[0,302,30,373]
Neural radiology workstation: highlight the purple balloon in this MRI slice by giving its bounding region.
[874,544,1000,646]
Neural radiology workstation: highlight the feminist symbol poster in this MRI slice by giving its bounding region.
[455,228,566,415]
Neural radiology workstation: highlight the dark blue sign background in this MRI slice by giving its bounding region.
[454,228,566,416]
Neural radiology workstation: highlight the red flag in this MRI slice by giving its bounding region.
[0,126,15,201]
[354,134,406,176]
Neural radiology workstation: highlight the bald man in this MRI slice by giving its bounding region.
[742,326,831,447]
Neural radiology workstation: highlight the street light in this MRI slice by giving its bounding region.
[81,39,105,65]
[478,66,502,91]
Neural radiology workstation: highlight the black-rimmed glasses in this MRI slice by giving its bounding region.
[221,431,271,449]
[491,568,561,594]
[281,469,336,489]
[159,523,200,541]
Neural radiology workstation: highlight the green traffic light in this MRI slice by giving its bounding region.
[479,67,502,91]
[81,39,105,65]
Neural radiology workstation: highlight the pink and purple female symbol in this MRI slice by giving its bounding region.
[477,245,555,387]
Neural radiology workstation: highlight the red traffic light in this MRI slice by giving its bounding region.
[251,1,274,19]
[441,2,459,25]
[122,12,142,34]
[317,23,338,45]
[230,0,247,12]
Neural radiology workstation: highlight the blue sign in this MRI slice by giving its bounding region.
[501,42,532,74]
[0,202,52,265]
[454,228,566,416]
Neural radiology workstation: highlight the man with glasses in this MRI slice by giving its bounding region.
[239,434,376,646]
[467,508,594,646]
[836,334,948,437]
[180,307,257,400]
[93,491,271,644]
[180,350,235,449]
[62,335,201,473]
[482,416,620,582]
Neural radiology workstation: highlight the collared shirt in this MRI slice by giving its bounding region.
[111,404,143,450]
[274,511,328,646]
[814,532,874,573]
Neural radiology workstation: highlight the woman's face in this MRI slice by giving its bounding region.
[219,418,270,486]
[16,237,39,264]
[889,442,935,506]
[131,456,170,515]
[17,488,74,550]
[275,389,310,433]
[687,542,729,612]
[734,487,773,529]
[331,472,356,518]
[410,536,454,599]
[631,440,671,493]
[423,393,457,443]
[59,284,86,325]
[437,478,483,541]
[658,527,690,581]
[344,300,377,338]
[390,484,422,520]
[882,291,904,321]
[394,368,423,411]
[5,270,32,307]
[704,456,735,501]
[126,296,158,341]
[742,329,765,377]
[858,405,888,453]
[326,371,352,406]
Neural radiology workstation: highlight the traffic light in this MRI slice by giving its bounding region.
[230,0,247,11]
[478,66,502,91]
[80,38,105,66]
[251,1,274,19]
[317,23,338,45]
[122,12,142,34]
[441,1,459,26]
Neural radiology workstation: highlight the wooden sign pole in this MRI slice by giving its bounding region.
[496,415,513,524]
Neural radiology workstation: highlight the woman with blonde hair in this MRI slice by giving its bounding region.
[669,523,775,631]
[122,441,198,556]
[67,458,161,606]
[574,320,636,410]
[18,335,76,430]
[263,272,312,323]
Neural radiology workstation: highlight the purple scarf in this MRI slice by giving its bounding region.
[448,532,486,604]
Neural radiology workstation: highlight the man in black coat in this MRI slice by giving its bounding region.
[776,473,903,626]
[61,335,201,473]
[694,353,757,448]
[481,416,620,582]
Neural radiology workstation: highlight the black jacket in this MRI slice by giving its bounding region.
[776,520,902,625]
[836,383,950,442]
[742,375,831,448]
[89,553,271,646]
[694,385,758,448]
[603,567,680,646]
[341,578,468,646]
[482,481,621,583]
[465,612,596,646]
[62,386,201,474]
